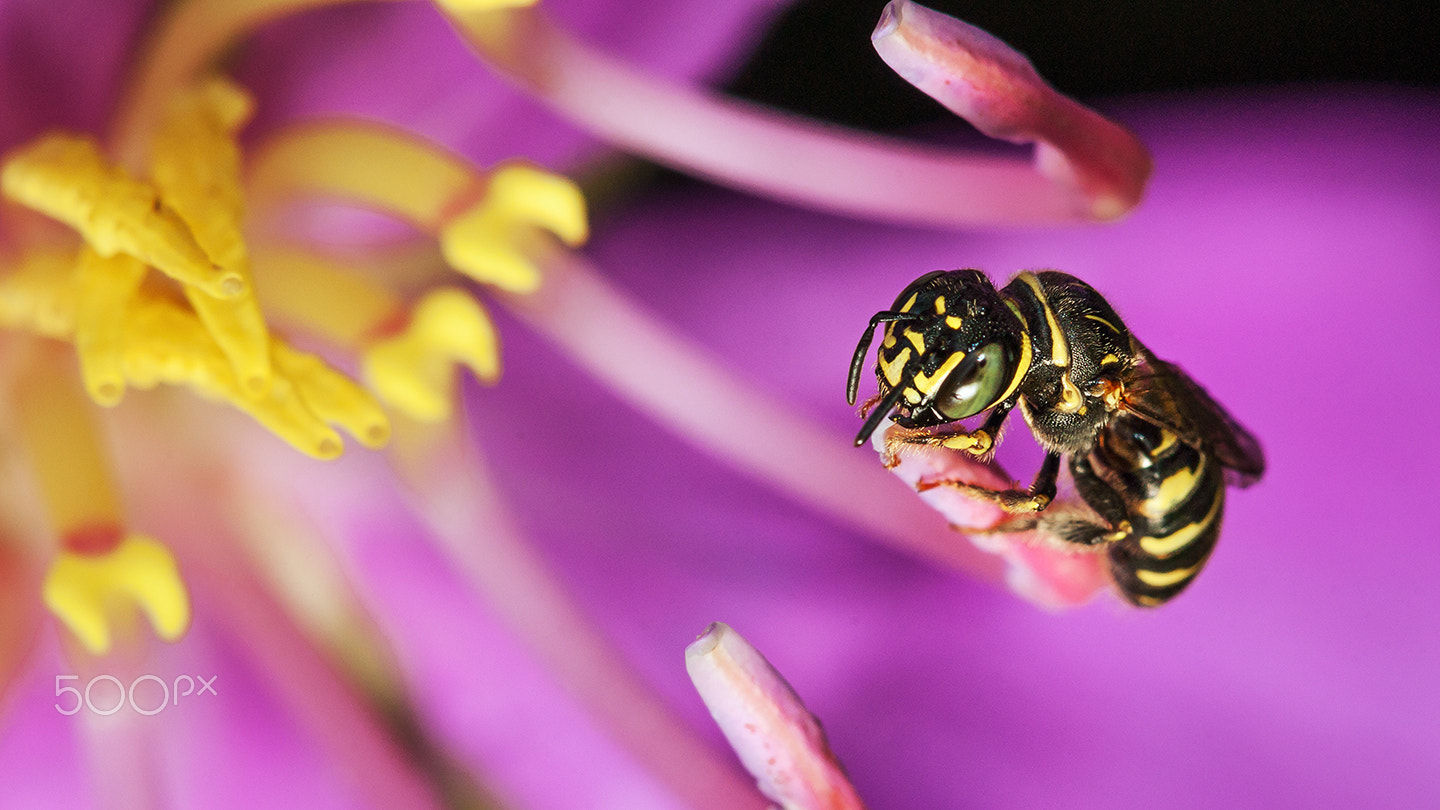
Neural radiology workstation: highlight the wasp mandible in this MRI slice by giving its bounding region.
[848,269,1265,605]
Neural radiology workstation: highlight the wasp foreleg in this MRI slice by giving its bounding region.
[882,400,1015,464]
[917,449,1060,513]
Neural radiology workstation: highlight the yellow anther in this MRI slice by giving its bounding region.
[234,370,348,460]
[272,341,391,449]
[118,296,373,460]
[363,287,499,422]
[250,247,402,348]
[0,247,79,339]
[73,247,148,405]
[43,534,191,655]
[151,77,253,269]
[439,162,587,293]
[121,295,236,395]
[185,287,272,396]
[151,77,272,395]
[1,133,241,298]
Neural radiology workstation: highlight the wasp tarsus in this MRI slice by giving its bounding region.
[849,269,1265,606]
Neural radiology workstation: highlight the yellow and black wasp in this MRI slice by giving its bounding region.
[847,269,1265,605]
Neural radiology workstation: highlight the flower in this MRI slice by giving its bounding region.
[0,0,797,806]
[2,1,1437,809]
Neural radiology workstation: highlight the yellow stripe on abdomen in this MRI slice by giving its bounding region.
[1135,564,1200,588]
[1139,489,1223,557]
[1136,455,1207,519]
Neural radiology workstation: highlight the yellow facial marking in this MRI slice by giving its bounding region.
[933,296,946,314]
[912,350,967,396]
[882,333,896,349]
[945,315,963,330]
[996,301,1033,406]
[904,328,926,353]
[1085,313,1122,334]
[1137,457,1208,518]
[880,347,911,387]
[1056,373,1085,414]
[1017,272,1069,368]
[1135,564,1200,588]
[1101,353,1121,366]
[1140,491,1223,557]
[899,292,919,313]
[903,388,922,405]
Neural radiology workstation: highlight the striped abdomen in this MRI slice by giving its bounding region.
[1095,414,1226,606]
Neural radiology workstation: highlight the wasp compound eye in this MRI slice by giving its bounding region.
[936,342,1007,421]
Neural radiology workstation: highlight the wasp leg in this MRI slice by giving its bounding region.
[882,400,1015,463]
[1067,454,1132,542]
[1019,455,1134,546]
[917,449,1060,514]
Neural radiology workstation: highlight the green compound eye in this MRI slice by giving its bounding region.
[936,342,1006,420]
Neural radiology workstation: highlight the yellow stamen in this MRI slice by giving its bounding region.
[363,287,500,422]
[152,76,272,395]
[1,133,242,298]
[272,340,392,449]
[12,360,190,655]
[250,247,403,347]
[248,122,477,230]
[43,534,191,655]
[0,247,79,339]
[121,295,387,459]
[249,123,586,292]
[14,360,123,535]
[439,161,587,293]
[73,247,147,405]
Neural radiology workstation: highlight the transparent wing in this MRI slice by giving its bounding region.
[1121,342,1266,487]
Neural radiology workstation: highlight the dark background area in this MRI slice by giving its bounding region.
[725,0,1440,132]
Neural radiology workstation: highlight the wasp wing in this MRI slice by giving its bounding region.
[1121,342,1266,487]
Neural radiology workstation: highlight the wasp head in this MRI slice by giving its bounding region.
[848,270,1027,446]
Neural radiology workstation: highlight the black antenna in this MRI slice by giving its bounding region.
[853,384,907,447]
[846,311,919,405]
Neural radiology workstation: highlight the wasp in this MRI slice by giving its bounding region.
[847,270,1265,605]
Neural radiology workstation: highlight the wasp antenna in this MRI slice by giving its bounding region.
[847,311,917,405]
[854,384,906,447]
[847,323,879,406]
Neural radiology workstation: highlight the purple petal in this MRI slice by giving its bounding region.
[236,0,789,168]
[0,0,152,151]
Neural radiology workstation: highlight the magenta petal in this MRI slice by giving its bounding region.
[0,0,151,150]
[236,0,788,169]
